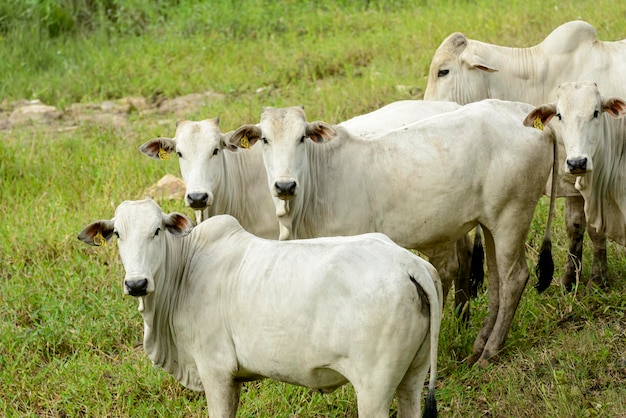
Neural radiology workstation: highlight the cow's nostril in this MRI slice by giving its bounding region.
[125,279,149,296]
[275,181,296,197]
[187,192,209,209]
[566,157,588,173]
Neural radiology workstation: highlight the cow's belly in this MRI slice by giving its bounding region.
[237,364,348,390]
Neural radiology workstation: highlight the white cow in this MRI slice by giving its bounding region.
[524,82,626,250]
[424,20,626,290]
[78,198,442,418]
[227,100,558,366]
[140,105,476,314]
[139,118,279,238]
[339,100,460,139]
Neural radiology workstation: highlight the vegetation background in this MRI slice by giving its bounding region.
[1,0,625,416]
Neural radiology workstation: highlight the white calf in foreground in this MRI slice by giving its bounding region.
[228,100,558,367]
[140,118,279,237]
[78,198,442,418]
[424,20,626,290]
[524,81,626,248]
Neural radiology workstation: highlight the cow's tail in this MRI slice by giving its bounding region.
[535,129,558,292]
[411,268,442,418]
[469,226,485,298]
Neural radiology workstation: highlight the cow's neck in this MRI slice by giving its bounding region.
[470,41,547,105]
[580,118,626,245]
[139,233,203,390]
[288,136,340,239]
[210,147,265,234]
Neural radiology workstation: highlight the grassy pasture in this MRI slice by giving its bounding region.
[1,0,626,416]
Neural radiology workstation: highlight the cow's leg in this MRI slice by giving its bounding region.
[199,372,242,418]
[352,380,396,418]
[427,244,458,308]
[588,224,609,288]
[395,334,431,418]
[454,234,472,321]
[474,229,530,367]
[562,196,585,291]
[467,228,499,366]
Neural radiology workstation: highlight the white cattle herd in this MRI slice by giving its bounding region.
[78,20,626,417]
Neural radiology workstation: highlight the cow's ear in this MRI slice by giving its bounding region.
[306,121,337,143]
[228,125,262,151]
[602,97,626,118]
[78,220,115,246]
[164,212,195,237]
[523,104,557,129]
[139,138,177,160]
[462,51,498,73]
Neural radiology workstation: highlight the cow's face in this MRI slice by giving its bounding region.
[524,82,626,176]
[78,199,194,297]
[140,118,233,211]
[257,107,309,200]
[258,107,337,201]
[424,32,497,103]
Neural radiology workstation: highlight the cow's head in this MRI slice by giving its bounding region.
[140,118,237,213]
[424,32,498,103]
[78,199,194,297]
[228,106,337,201]
[523,81,626,176]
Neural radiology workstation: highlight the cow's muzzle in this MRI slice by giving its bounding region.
[186,192,212,209]
[566,157,589,175]
[125,278,149,297]
[275,181,296,200]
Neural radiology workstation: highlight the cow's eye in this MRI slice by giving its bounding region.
[300,136,306,143]
[593,110,599,118]
[154,228,161,237]
[212,148,219,156]
[262,137,268,144]
[437,69,449,78]
[556,113,562,121]
[176,151,183,158]
[114,231,119,238]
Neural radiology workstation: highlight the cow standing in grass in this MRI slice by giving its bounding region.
[227,100,558,366]
[79,198,442,418]
[524,82,626,254]
[424,20,626,290]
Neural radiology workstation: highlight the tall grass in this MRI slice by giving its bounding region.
[2,0,626,416]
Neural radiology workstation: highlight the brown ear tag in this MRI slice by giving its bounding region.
[533,117,544,131]
[158,148,171,160]
[93,231,107,247]
[241,135,250,149]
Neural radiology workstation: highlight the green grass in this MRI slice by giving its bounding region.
[2,0,626,416]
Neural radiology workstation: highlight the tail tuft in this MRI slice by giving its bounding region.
[423,388,437,418]
[534,237,554,293]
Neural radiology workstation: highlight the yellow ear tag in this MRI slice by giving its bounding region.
[93,231,107,247]
[240,135,250,149]
[158,148,171,160]
[533,117,544,131]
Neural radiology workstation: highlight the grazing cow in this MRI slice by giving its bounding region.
[139,118,279,237]
[524,82,626,253]
[227,100,558,366]
[424,20,626,290]
[78,198,442,418]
